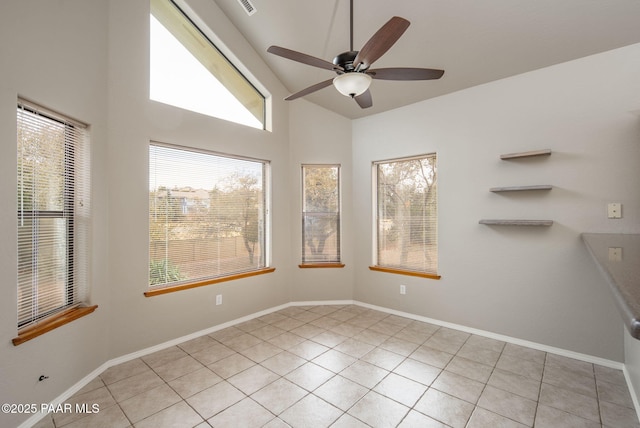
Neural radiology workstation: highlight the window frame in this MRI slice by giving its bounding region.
[14,100,96,346]
[299,164,344,268]
[370,153,440,279]
[150,0,267,130]
[146,142,274,297]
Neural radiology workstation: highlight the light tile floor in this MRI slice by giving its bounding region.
[33,305,639,428]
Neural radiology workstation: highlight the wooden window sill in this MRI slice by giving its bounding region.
[298,263,345,269]
[144,267,276,297]
[13,305,98,346]
[369,265,441,280]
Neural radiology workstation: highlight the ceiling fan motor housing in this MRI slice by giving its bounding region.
[333,51,360,72]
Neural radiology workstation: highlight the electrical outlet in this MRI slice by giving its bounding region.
[400,285,406,295]
[608,247,622,262]
[216,294,222,305]
[608,203,622,219]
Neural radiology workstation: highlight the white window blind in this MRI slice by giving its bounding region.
[149,143,269,288]
[374,154,437,274]
[17,100,90,329]
[301,165,341,264]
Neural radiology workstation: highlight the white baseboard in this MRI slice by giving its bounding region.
[19,299,629,427]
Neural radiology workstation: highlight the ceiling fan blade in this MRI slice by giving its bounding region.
[353,16,410,70]
[285,78,335,101]
[355,89,373,109]
[368,67,444,81]
[267,46,340,71]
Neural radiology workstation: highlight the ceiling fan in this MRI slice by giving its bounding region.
[266,0,444,109]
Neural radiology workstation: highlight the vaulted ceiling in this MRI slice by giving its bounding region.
[213,0,640,119]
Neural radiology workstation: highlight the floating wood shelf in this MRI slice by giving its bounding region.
[500,149,552,160]
[479,219,553,226]
[490,185,552,193]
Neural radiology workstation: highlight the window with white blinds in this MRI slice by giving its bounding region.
[301,165,341,264]
[17,100,90,329]
[149,143,269,289]
[374,154,438,275]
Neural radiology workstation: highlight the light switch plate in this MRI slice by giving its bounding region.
[608,203,622,219]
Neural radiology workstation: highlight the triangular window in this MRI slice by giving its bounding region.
[150,0,265,129]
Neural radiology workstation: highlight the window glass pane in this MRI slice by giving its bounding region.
[149,144,268,288]
[150,0,265,129]
[302,165,340,263]
[16,101,88,329]
[17,218,69,326]
[376,155,437,274]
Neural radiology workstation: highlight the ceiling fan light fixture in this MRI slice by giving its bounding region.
[333,72,372,97]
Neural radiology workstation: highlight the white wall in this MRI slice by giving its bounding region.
[0,1,110,427]
[105,0,295,359]
[289,100,354,302]
[352,43,640,361]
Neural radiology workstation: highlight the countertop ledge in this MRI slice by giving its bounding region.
[582,233,640,339]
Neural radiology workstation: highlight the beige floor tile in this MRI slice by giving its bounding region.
[285,362,334,391]
[597,377,634,408]
[496,354,544,381]
[207,397,274,427]
[119,383,181,423]
[251,378,307,414]
[534,404,601,428]
[290,323,324,339]
[268,331,306,349]
[467,407,527,428]
[331,413,371,427]
[272,316,305,331]
[600,399,640,427]
[545,353,595,379]
[53,386,117,427]
[543,363,597,398]
[177,335,217,354]
[348,391,410,428]
[207,352,255,379]
[310,330,349,348]
[456,342,501,367]
[374,372,428,407]
[357,329,391,346]
[314,375,368,411]
[153,354,205,382]
[414,388,474,428]
[208,326,243,342]
[369,320,405,336]
[594,364,626,386]
[167,367,222,399]
[334,338,375,359]
[379,336,420,357]
[502,343,546,364]
[424,335,465,354]
[100,358,149,385]
[394,358,441,386]
[393,326,432,344]
[280,394,343,428]
[331,323,365,338]
[189,342,235,365]
[539,382,600,423]
[288,339,330,360]
[312,349,357,373]
[487,368,540,401]
[74,376,106,396]
[431,371,485,404]
[240,341,282,363]
[135,400,203,428]
[107,369,164,402]
[186,381,245,420]
[464,335,506,353]
[477,385,537,426]
[227,364,279,395]
[236,318,268,333]
[61,403,130,428]
[141,346,188,369]
[409,345,454,369]
[261,350,307,376]
[398,410,448,427]
[221,332,264,352]
[361,347,405,371]
[340,360,388,389]
[445,356,493,383]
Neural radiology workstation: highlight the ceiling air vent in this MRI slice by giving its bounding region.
[236,0,256,16]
